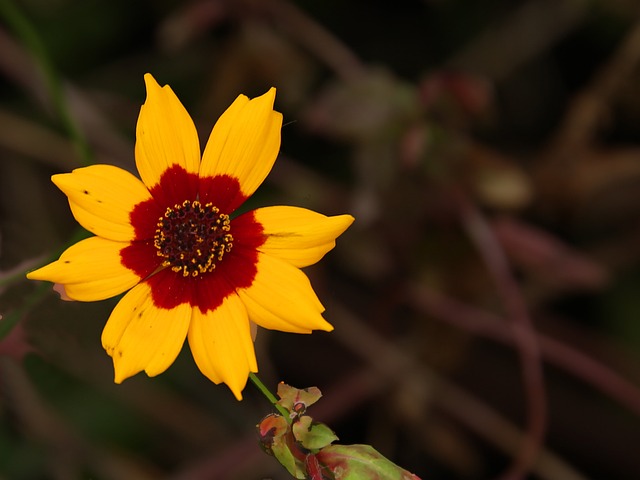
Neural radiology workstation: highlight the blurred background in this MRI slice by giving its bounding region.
[1,0,640,478]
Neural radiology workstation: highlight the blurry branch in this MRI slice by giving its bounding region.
[0,26,45,104]
[0,109,82,171]
[449,0,588,82]
[0,257,47,290]
[0,282,48,340]
[59,86,137,172]
[164,0,367,81]
[157,0,227,52]
[531,9,640,217]
[406,284,640,419]
[491,217,608,295]
[547,12,640,159]
[169,434,272,480]
[0,0,92,164]
[263,0,367,81]
[330,302,587,480]
[0,359,160,479]
[457,193,546,480]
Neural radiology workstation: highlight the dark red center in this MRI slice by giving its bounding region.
[153,200,233,277]
[123,166,265,312]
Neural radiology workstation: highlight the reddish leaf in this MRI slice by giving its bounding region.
[277,382,322,416]
[316,444,421,480]
[257,413,306,479]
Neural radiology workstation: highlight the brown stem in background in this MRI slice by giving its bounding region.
[407,284,640,418]
[548,12,640,159]
[448,0,587,82]
[262,0,367,81]
[456,192,547,480]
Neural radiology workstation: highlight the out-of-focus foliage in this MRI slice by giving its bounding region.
[2,0,640,478]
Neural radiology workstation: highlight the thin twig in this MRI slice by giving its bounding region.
[448,0,587,82]
[456,192,546,480]
[406,283,640,418]
[549,10,640,157]
[263,0,367,81]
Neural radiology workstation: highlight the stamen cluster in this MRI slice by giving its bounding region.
[154,200,233,277]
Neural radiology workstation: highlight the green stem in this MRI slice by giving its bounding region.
[249,373,291,421]
[0,0,92,165]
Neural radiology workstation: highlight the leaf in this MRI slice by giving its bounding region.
[292,415,338,451]
[277,382,322,415]
[257,413,306,479]
[257,413,289,453]
[306,453,333,480]
[315,444,421,480]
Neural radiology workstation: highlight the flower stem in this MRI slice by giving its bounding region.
[249,373,291,421]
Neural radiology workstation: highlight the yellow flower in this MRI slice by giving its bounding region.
[27,74,354,399]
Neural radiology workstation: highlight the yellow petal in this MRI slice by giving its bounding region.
[135,74,200,189]
[200,88,283,199]
[188,294,257,400]
[237,253,332,334]
[101,282,191,382]
[53,165,152,242]
[26,236,141,301]
[254,206,354,267]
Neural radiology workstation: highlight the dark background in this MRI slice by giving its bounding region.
[2,0,640,478]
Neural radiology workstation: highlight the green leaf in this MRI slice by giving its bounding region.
[292,416,339,451]
[315,444,421,480]
[272,439,306,479]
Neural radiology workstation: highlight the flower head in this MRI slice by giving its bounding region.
[27,74,354,399]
